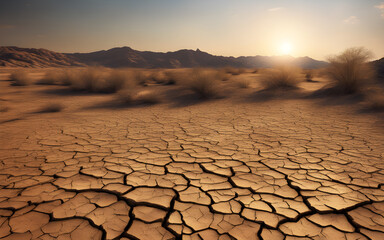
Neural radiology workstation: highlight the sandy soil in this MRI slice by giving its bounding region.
[0,70,384,239]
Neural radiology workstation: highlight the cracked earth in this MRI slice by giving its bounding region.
[1,77,384,239]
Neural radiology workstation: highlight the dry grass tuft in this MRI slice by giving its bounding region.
[60,70,79,86]
[94,69,132,93]
[260,66,302,90]
[37,103,63,113]
[326,47,374,94]
[236,78,251,88]
[148,70,176,85]
[132,70,148,86]
[69,67,103,91]
[10,71,31,86]
[63,67,138,93]
[304,70,314,82]
[162,70,188,85]
[148,71,166,84]
[215,69,229,81]
[182,68,223,99]
[163,72,179,85]
[37,71,65,85]
[225,67,246,75]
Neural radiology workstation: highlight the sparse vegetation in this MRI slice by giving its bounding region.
[94,69,132,93]
[148,70,165,84]
[236,78,251,88]
[147,70,177,85]
[37,71,68,85]
[36,69,81,86]
[304,70,314,82]
[225,67,246,75]
[133,70,148,86]
[60,70,79,86]
[10,71,31,86]
[260,66,301,90]
[162,70,188,85]
[215,69,229,81]
[57,67,138,93]
[69,67,103,91]
[182,68,223,99]
[326,47,374,94]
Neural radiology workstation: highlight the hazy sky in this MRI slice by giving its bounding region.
[0,0,383,60]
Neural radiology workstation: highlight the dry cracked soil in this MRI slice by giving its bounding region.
[0,72,384,240]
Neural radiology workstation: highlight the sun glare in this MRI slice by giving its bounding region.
[280,42,292,55]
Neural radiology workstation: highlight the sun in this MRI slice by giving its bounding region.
[280,42,292,55]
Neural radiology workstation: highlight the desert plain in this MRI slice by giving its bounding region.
[0,66,383,240]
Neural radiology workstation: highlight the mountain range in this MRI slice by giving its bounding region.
[0,46,84,68]
[0,46,330,69]
[67,47,329,69]
[2,46,384,73]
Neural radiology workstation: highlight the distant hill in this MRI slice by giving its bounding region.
[372,57,384,78]
[67,47,329,69]
[0,46,329,69]
[0,46,84,67]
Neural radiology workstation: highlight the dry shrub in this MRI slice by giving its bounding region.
[236,78,251,88]
[10,71,31,86]
[60,70,79,86]
[182,68,223,99]
[304,70,314,82]
[225,67,246,75]
[37,71,65,85]
[113,68,149,86]
[66,67,138,93]
[69,67,103,91]
[148,70,175,85]
[148,70,166,84]
[38,69,83,86]
[215,69,229,81]
[114,70,150,104]
[163,71,178,85]
[94,70,133,93]
[326,47,374,94]
[149,69,198,86]
[260,66,301,90]
[132,70,148,86]
[38,103,63,113]
[163,70,188,85]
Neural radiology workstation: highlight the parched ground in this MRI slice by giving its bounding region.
[0,72,384,240]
